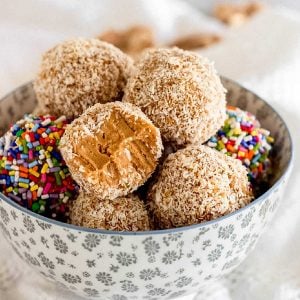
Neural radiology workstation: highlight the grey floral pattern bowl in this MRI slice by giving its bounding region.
[0,78,293,300]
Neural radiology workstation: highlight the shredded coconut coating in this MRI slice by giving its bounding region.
[148,145,253,229]
[70,192,151,231]
[123,48,226,146]
[34,38,134,118]
[60,101,163,200]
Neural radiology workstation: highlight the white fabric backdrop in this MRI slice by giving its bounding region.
[0,1,300,299]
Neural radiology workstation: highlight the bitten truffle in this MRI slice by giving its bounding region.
[123,48,226,146]
[148,145,253,229]
[34,38,134,118]
[60,102,163,200]
[70,192,151,231]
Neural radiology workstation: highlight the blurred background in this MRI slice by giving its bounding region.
[187,0,300,12]
[1,0,300,98]
[1,1,300,299]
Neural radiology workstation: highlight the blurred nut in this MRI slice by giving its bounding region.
[169,33,222,50]
[99,25,155,57]
[214,2,264,26]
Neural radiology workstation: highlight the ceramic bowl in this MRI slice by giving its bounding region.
[0,78,293,300]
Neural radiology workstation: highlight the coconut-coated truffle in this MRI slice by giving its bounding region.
[60,101,163,200]
[123,48,226,146]
[148,145,253,229]
[34,38,134,118]
[70,192,151,231]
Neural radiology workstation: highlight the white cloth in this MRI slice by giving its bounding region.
[0,1,300,299]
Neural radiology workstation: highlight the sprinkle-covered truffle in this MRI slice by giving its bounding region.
[0,115,79,221]
[206,106,274,183]
[34,38,134,118]
[70,192,151,231]
[60,102,163,200]
[148,145,253,229]
[123,47,226,146]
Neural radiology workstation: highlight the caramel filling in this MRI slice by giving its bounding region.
[75,110,158,187]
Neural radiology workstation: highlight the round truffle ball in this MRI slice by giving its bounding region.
[206,105,274,186]
[123,48,226,146]
[60,101,163,200]
[34,38,134,118]
[148,145,253,229]
[0,115,79,221]
[70,192,151,231]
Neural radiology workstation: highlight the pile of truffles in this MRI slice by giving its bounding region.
[0,38,273,231]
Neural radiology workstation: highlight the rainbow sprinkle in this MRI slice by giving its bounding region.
[0,114,79,221]
[207,105,274,184]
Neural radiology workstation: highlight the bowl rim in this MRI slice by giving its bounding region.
[0,78,294,236]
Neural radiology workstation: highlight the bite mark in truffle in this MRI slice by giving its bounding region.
[60,102,163,200]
